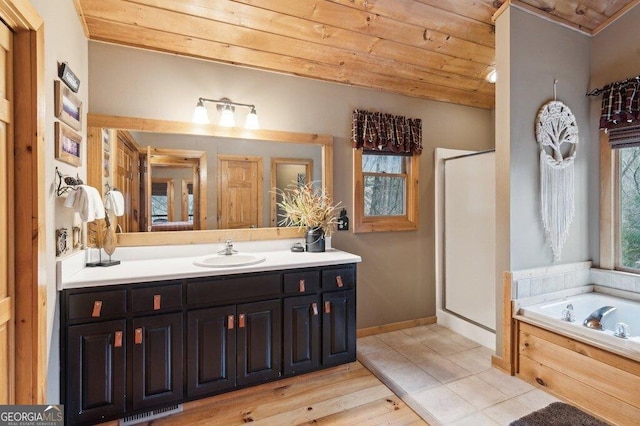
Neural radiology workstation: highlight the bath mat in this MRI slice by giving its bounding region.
[509,402,609,426]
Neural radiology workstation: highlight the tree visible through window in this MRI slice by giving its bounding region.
[619,146,640,269]
[363,153,406,216]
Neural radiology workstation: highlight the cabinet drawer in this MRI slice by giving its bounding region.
[67,289,127,321]
[321,266,355,290]
[131,283,182,314]
[284,271,319,295]
[187,273,281,306]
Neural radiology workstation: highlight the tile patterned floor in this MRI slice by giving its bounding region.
[357,324,561,426]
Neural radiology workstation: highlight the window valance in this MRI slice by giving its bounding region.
[351,109,422,155]
[595,76,640,129]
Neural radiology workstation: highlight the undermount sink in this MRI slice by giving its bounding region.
[193,254,266,268]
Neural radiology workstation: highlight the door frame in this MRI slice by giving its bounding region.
[0,0,46,404]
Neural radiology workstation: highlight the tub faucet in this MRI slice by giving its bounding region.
[583,306,617,330]
[561,304,575,322]
[218,239,237,256]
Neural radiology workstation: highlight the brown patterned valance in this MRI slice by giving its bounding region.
[597,76,640,129]
[351,109,422,154]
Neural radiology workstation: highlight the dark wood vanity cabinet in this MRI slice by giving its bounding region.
[186,300,281,398]
[61,263,356,425]
[65,320,126,425]
[131,312,183,412]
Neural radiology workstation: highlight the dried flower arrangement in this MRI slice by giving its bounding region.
[275,181,341,237]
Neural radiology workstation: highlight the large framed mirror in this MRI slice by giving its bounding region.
[86,114,334,246]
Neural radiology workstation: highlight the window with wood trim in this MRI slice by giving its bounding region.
[353,150,419,233]
[601,125,640,272]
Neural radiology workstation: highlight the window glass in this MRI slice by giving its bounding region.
[619,146,640,269]
[362,154,404,173]
[364,176,405,216]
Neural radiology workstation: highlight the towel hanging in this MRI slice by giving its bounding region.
[64,185,106,222]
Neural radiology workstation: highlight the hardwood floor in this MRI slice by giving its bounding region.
[107,362,427,425]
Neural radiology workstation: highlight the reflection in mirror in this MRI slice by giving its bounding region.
[270,158,313,227]
[86,115,333,246]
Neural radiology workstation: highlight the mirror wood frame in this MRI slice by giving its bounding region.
[86,113,334,247]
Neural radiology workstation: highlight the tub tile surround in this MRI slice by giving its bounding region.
[357,325,559,426]
[512,260,640,300]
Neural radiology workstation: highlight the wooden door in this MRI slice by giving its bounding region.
[322,290,356,367]
[186,306,236,398]
[236,300,281,386]
[0,21,12,405]
[66,320,127,425]
[132,313,183,411]
[218,155,263,229]
[283,295,320,376]
[114,131,140,232]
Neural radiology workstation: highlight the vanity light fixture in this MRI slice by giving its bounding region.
[192,97,260,129]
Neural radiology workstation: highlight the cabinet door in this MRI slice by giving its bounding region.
[187,306,236,398]
[66,320,126,426]
[283,295,320,376]
[132,312,183,411]
[322,290,356,366]
[236,299,282,386]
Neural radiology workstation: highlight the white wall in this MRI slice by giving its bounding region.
[30,0,88,404]
[88,42,494,329]
[590,5,640,265]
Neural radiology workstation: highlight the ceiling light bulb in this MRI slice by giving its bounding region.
[219,105,236,127]
[192,100,209,124]
[487,69,497,84]
[245,107,259,130]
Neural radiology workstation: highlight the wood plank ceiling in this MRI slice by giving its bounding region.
[75,0,638,110]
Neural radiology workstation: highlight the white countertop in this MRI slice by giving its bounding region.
[58,245,361,290]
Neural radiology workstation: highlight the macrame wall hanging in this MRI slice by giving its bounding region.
[535,80,579,261]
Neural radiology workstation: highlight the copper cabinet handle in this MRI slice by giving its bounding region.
[135,328,143,344]
[153,294,161,310]
[312,303,319,316]
[114,331,123,348]
[92,300,103,317]
[336,275,344,288]
[299,279,305,293]
[227,314,235,330]
[238,314,246,328]
[324,301,331,314]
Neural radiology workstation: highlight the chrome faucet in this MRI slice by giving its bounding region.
[218,239,237,256]
[561,304,575,322]
[583,306,617,330]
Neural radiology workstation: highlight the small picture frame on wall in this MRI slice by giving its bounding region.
[54,80,82,131]
[55,122,82,167]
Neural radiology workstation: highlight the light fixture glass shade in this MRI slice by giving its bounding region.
[487,69,497,84]
[245,108,259,129]
[192,101,209,124]
[219,105,236,127]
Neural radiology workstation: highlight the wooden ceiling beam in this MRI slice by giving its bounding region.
[83,0,494,85]
[84,17,495,109]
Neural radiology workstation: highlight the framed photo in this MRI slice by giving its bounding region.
[55,80,82,130]
[55,122,82,167]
